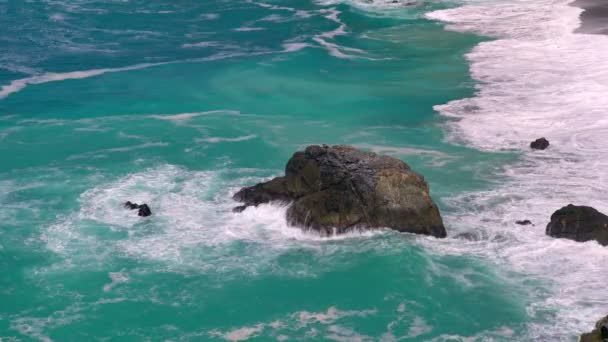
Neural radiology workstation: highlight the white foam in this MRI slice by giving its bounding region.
[325,324,372,341]
[195,135,257,144]
[181,41,219,49]
[49,13,66,21]
[207,306,377,341]
[149,110,242,123]
[66,142,168,160]
[233,27,266,32]
[296,307,377,326]
[312,8,368,59]
[426,0,608,337]
[0,62,168,99]
[247,0,298,12]
[103,271,129,292]
[0,48,279,99]
[211,324,265,341]
[353,143,458,167]
[42,165,385,276]
[316,0,420,12]
[282,42,313,53]
[260,14,287,22]
[200,13,220,20]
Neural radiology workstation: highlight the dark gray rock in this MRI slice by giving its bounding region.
[580,315,608,342]
[516,220,532,225]
[530,137,550,150]
[546,204,608,246]
[137,204,152,217]
[233,144,446,237]
[124,201,139,210]
[124,201,152,217]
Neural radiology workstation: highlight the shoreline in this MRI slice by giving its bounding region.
[573,0,608,35]
[426,0,608,339]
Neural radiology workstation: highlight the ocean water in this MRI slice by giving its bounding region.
[1,0,607,341]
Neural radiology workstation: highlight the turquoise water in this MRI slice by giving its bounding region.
[0,0,567,340]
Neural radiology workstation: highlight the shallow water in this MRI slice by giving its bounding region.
[1,0,605,340]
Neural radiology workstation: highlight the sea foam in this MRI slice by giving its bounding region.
[42,165,386,278]
[0,63,166,99]
[426,0,608,338]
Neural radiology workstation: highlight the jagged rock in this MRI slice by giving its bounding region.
[124,201,139,210]
[233,144,446,237]
[124,201,152,217]
[137,204,152,217]
[516,220,532,225]
[546,204,608,246]
[580,315,608,342]
[530,137,550,150]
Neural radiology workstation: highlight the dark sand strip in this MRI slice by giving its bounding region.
[573,0,608,35]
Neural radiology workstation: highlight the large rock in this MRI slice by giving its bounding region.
[580,315,608,342]
[233,145,446,237]
[545,204,608,246]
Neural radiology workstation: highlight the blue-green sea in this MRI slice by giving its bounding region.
[2,0,608,341]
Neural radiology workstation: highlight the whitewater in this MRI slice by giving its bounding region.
[1,0,607,340]
[426,0,608,338]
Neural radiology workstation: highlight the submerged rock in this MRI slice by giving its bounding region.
[454,230,486,241]
[530,137,550,150]
[124,201,152,217]
[580,315,608,342]
[233,144,446,237]
[545,204,608,246]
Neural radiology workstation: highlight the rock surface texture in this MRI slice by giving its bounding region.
[546,204,608,246]
[580,315,608,342]
[124,201,152,217]
[530,137,550,150]
[233,145,446,237]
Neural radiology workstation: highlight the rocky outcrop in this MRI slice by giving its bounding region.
[124,201,152,217]
[545,204,608,246]
[530,137,550,150]
[580,315,608,342]
[233,145,446,237]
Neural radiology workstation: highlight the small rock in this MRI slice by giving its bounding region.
[124,201,139,210]
[137,204,152,217]
[124,201,152,217]
[232,205,247,213]
[454,231,482,241]
[515,220,532,225]
[530,137,549,150]
[546,204,608,246]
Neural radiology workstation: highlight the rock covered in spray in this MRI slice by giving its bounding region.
[124,201,152,217]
